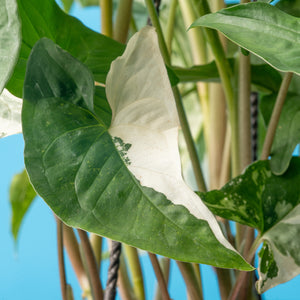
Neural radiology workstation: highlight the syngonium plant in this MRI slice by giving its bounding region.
[1,0,300,299]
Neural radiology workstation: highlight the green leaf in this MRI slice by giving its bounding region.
[200,158,300,292]
[61,0,74,12]
[7,0,125,97]
[0,89,22,138]
[172,60,282,93]
[10,169,37,241]
[191,2,300,75]
[22,30,251,270]
[0,0,21,93]
[276,0,300,17]
[78,0,98,6]
[260,93,300,175]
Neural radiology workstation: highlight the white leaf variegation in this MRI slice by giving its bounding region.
[106,26,237,253]
[0,89,22,138]
[257,204,300,293]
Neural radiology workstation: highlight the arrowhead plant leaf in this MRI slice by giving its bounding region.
[200,158,300,292]
[0,89,22,138]
[191,2,300,75]
[0,0,21,93]
[22,27,252,270]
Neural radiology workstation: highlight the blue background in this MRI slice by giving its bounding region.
[0,2,299,299]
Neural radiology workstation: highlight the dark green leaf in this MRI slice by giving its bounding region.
[22,37,252,270]
[7,0,125,97]
[191,2,300,75]
[200,158,300,292]
[275,0,300,17]
[260,93,300,175]
[0,0,21,93]
[10,169,37,241]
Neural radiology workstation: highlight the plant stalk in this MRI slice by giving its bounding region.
[56,218,68,300]
[118,253,135,300]
[63,225,91,297]
[114,0,133,43]
[155,258,171,300]
[148,252,172,300]
[90,234,103,271]
[260,72,293,160]
[78,229,103,300]
[100,0,113,37]
[176,261,203,300]
[124,245,145,300]
[165,0,178,54]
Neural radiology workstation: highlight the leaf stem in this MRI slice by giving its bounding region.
[118,253,135,300]
[63,225,91,297]
[56,218,68,300]
[124,245,145,300]
[154,258,171,300]
[148,253,171,300]
[165,0,178,54]
[145,0,207,192]
[195,0,240,177]
[90,234,103,270]
[176,261,203,300]
[260,72,293,160]
[114,0,133,43]
[78,229,103,300]
[100,0,113,37]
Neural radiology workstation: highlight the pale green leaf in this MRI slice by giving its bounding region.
[0,89,22,138]
[10,169,37,240]
[61,0,74,12]
[0,0,21,93]
[22,29,251,270]
[200,158,300,292]
[260,93,300,175]
[191,2,300,75]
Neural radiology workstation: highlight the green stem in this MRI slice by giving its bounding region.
[176,261,203,300]
[260,72,293,160]
[165,0,178,54]
[145,0,207,192]
[90,234,103,271]
[118,253,135,300]
[196,0,240,178]
[56,218,68,300]
[124,245,145,300]
[114,0,133,43]
[148,253,171,300]
[100,0,113,37]
[78,229,103,300]
[155,258,171,300]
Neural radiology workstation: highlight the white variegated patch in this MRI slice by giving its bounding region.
[106,26,237,253]
[257,204,300,293]
[0,89,22,138]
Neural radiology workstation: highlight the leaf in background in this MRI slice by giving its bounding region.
[78,0,98,6]
[7,0,125,97]
[0,0,21,93]
[0,89,22,138]
[10,169,37,241]
[61,0,74,12]
[275,0,300,17]
[260,93,300,175]
[22,29,252,270]
[172,60,282,93]
[191,2,300,75]
[200,158,300,292]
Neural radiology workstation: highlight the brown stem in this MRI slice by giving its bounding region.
[78,229,103,300]
[56,218,68,300]
[148,253,171,300]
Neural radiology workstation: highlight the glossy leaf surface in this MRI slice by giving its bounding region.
[8,0,125,97]
[0,89,22,138]
[0,0,21,93]
[260,93,300,175]
[22,30,251,270]
[10,170,37,240]
[200,158,300,292]
[191,2,300,75]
